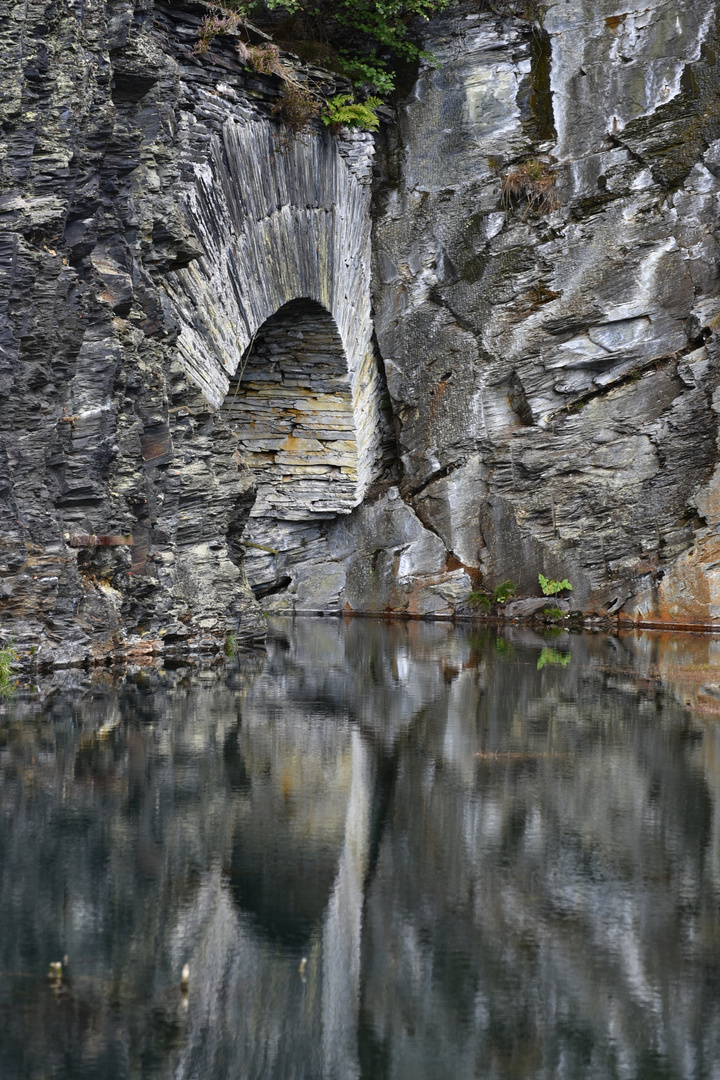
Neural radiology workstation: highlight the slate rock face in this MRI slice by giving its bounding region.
[372,0,720,624]
[4,0,720,663]
[0,0,378,663]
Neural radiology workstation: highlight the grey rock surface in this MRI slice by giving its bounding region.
[371,0,720,626]
[0,0,381,661]
[4,0,720,662]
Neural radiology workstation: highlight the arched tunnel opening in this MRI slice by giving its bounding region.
[222,298,360,522]
[220,297,388,608]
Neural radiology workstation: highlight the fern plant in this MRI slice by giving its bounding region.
[321,94,382,132]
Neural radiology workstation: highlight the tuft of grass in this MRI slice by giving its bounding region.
[225,632,238,658]
[0,642,19,698]
[502,158,559,217]
[467,590,492,613]
[493,580,517,604]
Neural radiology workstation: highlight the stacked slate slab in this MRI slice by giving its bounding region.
[222,299,359,520]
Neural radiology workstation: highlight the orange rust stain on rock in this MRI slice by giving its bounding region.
[626,536,720,626]
[124,639,163,660]
[427,378,449,432]
[605,13,626,31]
[446,552,480,586]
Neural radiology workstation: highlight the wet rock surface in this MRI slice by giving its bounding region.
[0,0,377,662]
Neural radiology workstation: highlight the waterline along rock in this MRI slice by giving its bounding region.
[2,0,720,663]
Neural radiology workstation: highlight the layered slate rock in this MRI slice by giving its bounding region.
[371,0,720,624]
[165,111,382,503]
[223,300,359,520]
[0,0,381,662]
[5,0,720,654]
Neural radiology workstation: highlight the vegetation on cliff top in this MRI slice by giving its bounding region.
[195,0,452,96]
[194,0,545,122]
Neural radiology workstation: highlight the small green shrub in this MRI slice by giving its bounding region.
[0,642,19,698]
[539,573,572,596]
[332,57,396,95]
[225,632,238,658]
[543,606,564,621]
[190,0,453,94]
[493,580,517,604]
[272,84,321,138]
[260,0,450,93]
[321,94,382,132]
[467,590,492,613]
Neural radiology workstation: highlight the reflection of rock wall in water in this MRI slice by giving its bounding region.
[3,624,720,1077]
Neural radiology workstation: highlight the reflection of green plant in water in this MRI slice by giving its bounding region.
[539,573,572,596]
[225,633,238,658]
[494,580,517,603]
[0,642,19,698]
[467,631,492,652]
[495,637,512,654]
[537,647,571,670]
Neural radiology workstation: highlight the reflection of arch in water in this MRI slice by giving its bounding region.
[221,299,365,522]
[226,703,353,947]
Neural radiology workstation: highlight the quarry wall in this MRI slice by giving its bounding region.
[2,0,720,663]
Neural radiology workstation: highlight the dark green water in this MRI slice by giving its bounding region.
[2,619,720,1080]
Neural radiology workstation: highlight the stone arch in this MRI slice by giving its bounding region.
[222,298,361,520]
[165,106,382,506]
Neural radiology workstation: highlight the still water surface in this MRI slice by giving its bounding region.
[2,620,720,1079]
